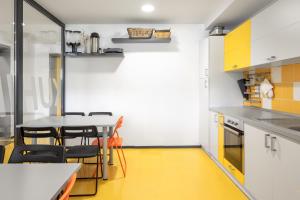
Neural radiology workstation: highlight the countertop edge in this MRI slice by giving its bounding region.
[210,107,300,145]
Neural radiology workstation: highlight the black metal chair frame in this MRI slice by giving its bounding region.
[88,112,113,116]
[62,112,85,116]
[86,112,113,165]
[8,145,65,163]
[0,145,5,163]
[20,127,61,145]
[61,126,102,196]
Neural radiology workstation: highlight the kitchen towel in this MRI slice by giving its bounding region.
[260,78,274,98]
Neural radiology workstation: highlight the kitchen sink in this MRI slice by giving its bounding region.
[256,118,300,130]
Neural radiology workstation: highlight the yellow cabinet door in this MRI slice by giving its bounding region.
[218,114,224,164]
[224,20,251,71]
[223,159,245,185]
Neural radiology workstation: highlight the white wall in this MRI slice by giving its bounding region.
[66,24,205,146]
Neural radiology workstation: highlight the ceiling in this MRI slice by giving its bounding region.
[34,0,276,29]
[34,0,231,24]
[206,0,277,30]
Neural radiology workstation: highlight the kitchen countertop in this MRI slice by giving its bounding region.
[210,106,300,144]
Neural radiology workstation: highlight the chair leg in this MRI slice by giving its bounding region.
[116,146,127,177]
[70,156,99,197]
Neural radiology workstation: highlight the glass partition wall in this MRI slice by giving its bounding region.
[13,0,65,144]
[0,0,15,138]
[23,1,63,122]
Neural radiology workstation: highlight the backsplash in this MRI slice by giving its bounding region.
[244,64,300,115]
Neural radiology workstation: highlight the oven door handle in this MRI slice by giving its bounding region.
[224,126,243,136]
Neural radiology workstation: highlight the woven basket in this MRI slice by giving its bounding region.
[154,29,171,39]
[127,28,154,39]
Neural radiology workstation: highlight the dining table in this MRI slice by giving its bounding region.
[0,163,81,200]
[17,115,118,180]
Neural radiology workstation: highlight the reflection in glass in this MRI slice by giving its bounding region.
[23,2,62,123]
[0,0,14,138]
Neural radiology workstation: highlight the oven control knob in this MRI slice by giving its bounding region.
[234,122,238,126]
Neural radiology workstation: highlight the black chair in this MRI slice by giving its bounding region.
[20,127,61,145]
[62,112,85,116]
[8,145,65,163]
[61,126,102,196]
[88,112,113,116]
[0,145,5,163]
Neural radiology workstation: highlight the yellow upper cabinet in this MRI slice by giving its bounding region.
[224,20,251,71]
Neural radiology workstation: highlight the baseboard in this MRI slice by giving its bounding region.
[122,145,202,149]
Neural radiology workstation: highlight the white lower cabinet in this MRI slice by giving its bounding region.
[209,111,218,159]
[245,124,300,200]
[272,134,300,200]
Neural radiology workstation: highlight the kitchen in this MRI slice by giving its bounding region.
[1,0,300,199]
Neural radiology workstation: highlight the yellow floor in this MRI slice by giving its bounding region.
[70,148,248,200]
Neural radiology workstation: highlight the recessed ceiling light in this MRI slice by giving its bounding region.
[141,4,155,13]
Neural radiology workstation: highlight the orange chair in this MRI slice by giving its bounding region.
[92,116,127,177]
[59,173,77,200]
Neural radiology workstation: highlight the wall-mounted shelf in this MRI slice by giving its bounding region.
[111,38,171,43]
[65,52,124,57]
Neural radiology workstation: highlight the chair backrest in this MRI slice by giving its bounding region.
[62,112,85,116]
[112,116,124,137]
[0,145,5,163]
[21,127,58,139]
[59,173,77,200]
[61,126,98,145]
[8,145,65,163]
[88,112,113,116]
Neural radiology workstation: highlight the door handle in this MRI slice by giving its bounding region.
[265,134,270,148]
[267,56,277,61]
[271,136,277,151]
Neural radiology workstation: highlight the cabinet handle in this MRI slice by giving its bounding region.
[271,136,277,151]
[265,134,270,148]
[233,65,238,68]
[267,56,277,61]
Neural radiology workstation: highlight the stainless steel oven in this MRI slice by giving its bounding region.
[224,116,244,174]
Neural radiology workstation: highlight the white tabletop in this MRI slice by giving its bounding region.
[0,163,81,200]
[17,115,118,128]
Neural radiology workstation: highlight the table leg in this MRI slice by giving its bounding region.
[102,127,108,180]
[108,126,114,165]
[32,138,37,144]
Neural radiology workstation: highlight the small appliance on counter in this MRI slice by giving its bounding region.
[90,32,100,53]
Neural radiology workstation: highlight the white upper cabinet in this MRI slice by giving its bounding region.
[251,0,300,41]
[252,21,300,66]
[251,0,300,66]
